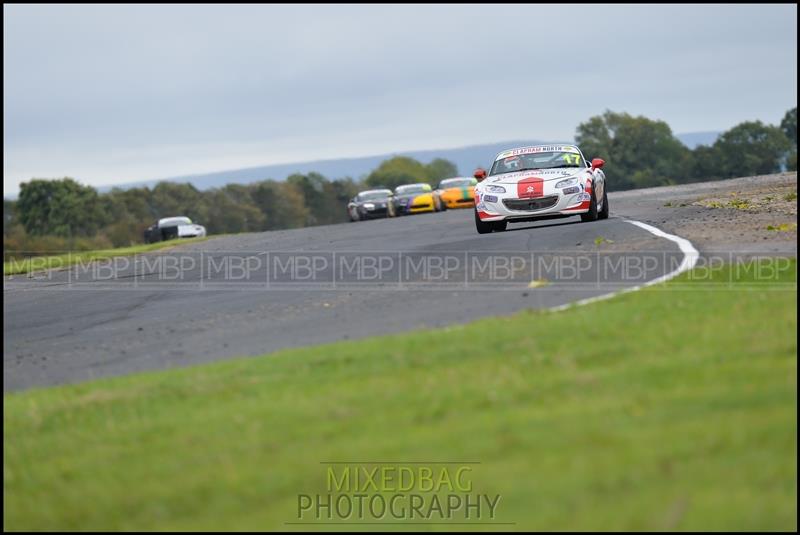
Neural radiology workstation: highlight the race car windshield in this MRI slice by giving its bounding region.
[158,216,192,227]
[438,178,476,189]
[357,190,392,201]
[490,151,585,176]
[395,185,431,195]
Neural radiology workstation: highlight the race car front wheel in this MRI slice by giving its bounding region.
[581,187,599,222]
[475,209,493,234]
[598,188,609,220]
[475,209,506,234]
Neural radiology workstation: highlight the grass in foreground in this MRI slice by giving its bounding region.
[3,261,797,531]
[3,237,209,276]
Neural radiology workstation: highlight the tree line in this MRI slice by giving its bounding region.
[577,107,796,190]
[4,107,796,257]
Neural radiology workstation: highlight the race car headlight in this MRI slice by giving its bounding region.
[363,203,375,209]
[555,178,578,189]
[485,185,506,194]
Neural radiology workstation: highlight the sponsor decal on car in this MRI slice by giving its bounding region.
[495,145,580,160]
[516,177,544,199]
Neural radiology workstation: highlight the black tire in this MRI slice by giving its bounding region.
[143,226,160,244]
[475,209,495,234]
[580,186,599,222]
[492,220,508,232]
[598,186,609,220]
[161,226,179,240]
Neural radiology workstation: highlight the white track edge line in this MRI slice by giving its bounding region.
[549,219,700,312]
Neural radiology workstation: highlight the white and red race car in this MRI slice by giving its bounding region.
[472,144,608,234]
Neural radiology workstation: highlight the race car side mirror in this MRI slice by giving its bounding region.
[591,158,605,170]
[473,168,487,182]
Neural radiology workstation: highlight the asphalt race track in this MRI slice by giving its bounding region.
[5,193,691,391]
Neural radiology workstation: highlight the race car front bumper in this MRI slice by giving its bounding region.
[409,203,435,213]
[358,206,391,219]
[475,190,591,221]
[443,197,475,209]
[395,201,435,214]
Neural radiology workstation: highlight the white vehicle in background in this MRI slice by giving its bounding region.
[472,144,608,234]
[143,216,207,243]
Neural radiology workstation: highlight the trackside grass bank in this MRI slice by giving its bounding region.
[4,260,797,531]
[3,237,209,276]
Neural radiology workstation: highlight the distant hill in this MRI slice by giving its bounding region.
[95,132,719,192]
[96,139,549,193]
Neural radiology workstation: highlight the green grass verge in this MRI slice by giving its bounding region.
[3,237,209,276]
[4,261,797,531]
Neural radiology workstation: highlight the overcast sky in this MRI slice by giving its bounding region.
[3,4,797,196]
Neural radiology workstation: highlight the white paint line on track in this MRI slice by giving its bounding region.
[549,219,700,312]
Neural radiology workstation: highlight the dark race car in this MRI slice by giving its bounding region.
[347,189,396,221]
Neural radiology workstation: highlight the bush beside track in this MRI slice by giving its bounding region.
[3,260,797,530]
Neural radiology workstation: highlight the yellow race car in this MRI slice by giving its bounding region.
[433,177,478,210]
[392,183,437,215]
